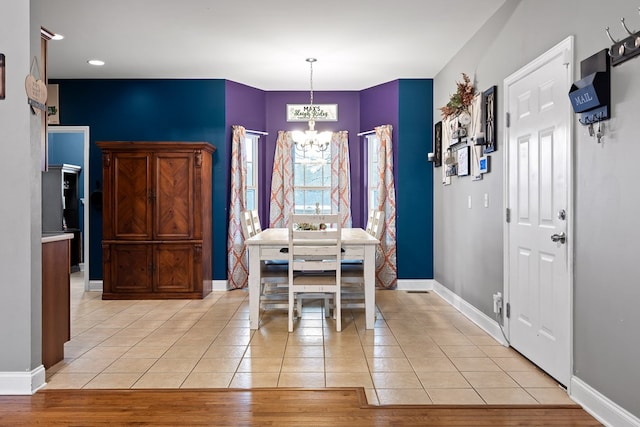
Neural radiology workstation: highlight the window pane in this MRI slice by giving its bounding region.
[322,191,331,214]
[322,163,331,186]
[294,163,305,186]
[246,163,254,186]
[245,138,253,162]
[246,189,255,210]
[305,163,325,186]
[305,190,323,213]
[294,190,305,212]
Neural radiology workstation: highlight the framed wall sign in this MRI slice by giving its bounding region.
[287,104,338,122]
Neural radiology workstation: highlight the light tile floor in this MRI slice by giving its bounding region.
[44,272,574,406]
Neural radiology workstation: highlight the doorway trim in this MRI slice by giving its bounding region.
[502,35,574,389]
[47,126,90,292]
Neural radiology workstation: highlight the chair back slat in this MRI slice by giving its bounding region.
[251,210,262,234]
[241,210,256,238]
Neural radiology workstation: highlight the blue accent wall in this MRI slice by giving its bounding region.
[398,79,434,279]
[52,79,226,280]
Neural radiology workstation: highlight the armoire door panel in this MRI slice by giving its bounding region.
[154,244,197,293]
[154,153,195,239]
[108,244,153,293]
[112,153,152,239]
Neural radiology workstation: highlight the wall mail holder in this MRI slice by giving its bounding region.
[568,49,610,126]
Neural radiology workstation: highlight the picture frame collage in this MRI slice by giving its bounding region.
[435,84,497,184]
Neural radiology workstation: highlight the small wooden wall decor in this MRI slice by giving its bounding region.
[25,57,47,114]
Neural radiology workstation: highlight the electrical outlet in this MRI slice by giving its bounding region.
[492,292,502,314]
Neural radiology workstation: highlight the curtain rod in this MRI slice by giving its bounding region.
[246,129,269,136]
[357,130,375,137]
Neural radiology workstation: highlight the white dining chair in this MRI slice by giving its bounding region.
[288,213,342,332]
[241,210,288,310]
[340,210,385,309]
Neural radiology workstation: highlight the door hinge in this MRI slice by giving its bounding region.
[506,208,511,223]
[506,302,511,319]
[506,112,511,128]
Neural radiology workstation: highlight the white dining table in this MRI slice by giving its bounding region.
[245,228,379,330]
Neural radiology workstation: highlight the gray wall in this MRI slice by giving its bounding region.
[433,0,640,418]
[0,2,43,375]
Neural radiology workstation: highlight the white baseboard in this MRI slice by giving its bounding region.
[571,377,640,427]
[0,365,46,395]
[396,279,433,291]
[88,280,103,292]
[432,280,508,346]
[211,280,227,292]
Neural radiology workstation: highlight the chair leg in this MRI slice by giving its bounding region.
[288,290,294,332]
[335,291,341,332]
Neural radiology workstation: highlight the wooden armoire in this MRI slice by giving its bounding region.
[97,141,215,299]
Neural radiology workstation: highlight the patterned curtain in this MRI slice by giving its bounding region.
[227,125,248,289]
[330,131,352,227]
[375,125,398,289]
[269,131,294,228]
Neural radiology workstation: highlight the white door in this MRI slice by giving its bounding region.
[504,37,573,386]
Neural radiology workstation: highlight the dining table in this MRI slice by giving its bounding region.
[245,227,380,330]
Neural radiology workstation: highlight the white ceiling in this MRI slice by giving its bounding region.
[34,0,506,91]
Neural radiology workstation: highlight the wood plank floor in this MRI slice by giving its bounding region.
[0,388,601,426]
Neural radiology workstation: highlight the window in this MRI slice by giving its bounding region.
[245,133,259,211]
[293,144,331,214]
[366,134,380,212]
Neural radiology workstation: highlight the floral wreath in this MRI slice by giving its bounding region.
[439,73,476,120]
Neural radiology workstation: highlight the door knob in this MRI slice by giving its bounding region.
[550,232,566,244]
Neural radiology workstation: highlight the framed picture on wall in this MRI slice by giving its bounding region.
[434,121,442,167]
[0,54,5,100]
[457,146,469,176]
[483,86,497,154]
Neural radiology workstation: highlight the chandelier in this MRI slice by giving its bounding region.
[292,58,332,152]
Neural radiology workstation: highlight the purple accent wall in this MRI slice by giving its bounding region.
[223,81,401,231]
[360,80,400,191]
[225,80,267,220]
[264,91,363,227]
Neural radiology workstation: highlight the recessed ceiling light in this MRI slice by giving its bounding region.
[52,33,64,41]
[87,59,105,66]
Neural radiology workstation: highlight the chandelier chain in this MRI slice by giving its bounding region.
[309,60,314,106]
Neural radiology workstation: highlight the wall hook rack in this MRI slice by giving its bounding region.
[606,7,640,66]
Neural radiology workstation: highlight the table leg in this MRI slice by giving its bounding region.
[364,245,376,329]
[249,248,261,330]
